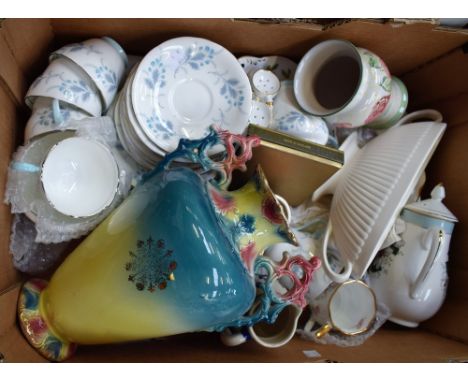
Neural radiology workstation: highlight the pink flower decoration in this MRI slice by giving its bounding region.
[262,197,283,225]
[240,242,257,273]
[209,188,235,214]
[365,95,391,124]
[28,317,48,337]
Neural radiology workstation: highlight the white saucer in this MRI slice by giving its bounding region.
[131,37,252,154]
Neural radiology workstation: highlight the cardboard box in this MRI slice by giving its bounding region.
[1,18,468,362]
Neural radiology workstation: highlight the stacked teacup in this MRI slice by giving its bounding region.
[24,37,128,141]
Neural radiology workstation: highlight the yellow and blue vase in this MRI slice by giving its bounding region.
[18,128,320,361]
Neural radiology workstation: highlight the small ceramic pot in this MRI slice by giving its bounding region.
[25,57,102,117]
[50,37,128,110]
[368,184,457,327]
[273,81,329,145]
[304,280,377,338]
[24,97,88,142]
[366,76,408,129]
[294,39,392,129]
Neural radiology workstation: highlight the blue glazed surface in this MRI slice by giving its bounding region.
[136,167,255,331]
[401,209,455,234]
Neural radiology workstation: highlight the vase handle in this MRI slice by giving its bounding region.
[143,127,261,189]
[214,253,321,332]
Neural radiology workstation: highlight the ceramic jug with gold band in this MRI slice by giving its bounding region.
[18,128,320,361]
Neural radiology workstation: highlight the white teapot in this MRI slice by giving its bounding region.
[368,184,458,327]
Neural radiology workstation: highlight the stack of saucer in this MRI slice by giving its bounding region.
[114,37,252,169]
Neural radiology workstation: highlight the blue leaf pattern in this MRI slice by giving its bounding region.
[174,45,217,74]
[215,73,245,110]
[144,58,166,90]
[145,112,175,141]
[52,78,93,103]
[275,111,307,132]
[38,108,70,127]
[95,65,119,93]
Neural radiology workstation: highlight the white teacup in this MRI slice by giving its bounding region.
[305,280,376,338]
[221,303,302,348]
[26,57,102,117]
[24,97,89,142]
[50,37,128,111]
[41,137,120,218]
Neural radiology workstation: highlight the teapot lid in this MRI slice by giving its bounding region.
[404,183,458,223]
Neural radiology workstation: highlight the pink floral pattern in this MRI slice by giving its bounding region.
[209,187,236,214]
[240,242,257,273]
[365,95,390,124]
[262,196,283,225]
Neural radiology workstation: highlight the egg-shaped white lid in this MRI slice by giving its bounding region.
[405,183,458,223]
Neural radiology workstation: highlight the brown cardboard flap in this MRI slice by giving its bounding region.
[318,20,468,75]
[0,30,27,106]
[50,18,325,60]
[403,47,468,108]
[422,298,468,344]
[423,120,468,273]
[0,86,21,293]
[446,268,468,301]
[49,19,468,77]
[424,93,468,128]
[0,284,21,335]
[1,19,54,85]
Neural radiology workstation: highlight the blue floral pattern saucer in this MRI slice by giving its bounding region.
[131,37,252,154]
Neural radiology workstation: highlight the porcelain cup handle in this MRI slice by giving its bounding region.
[51,99,64,126]
[410,228,445,299]
[395,109,443,127]
[10,161,41,173]
[274,194,291,224]
[321,221,352,283]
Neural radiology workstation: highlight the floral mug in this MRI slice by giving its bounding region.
[294,39,392,128]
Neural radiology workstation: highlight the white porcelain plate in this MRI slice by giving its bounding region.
[132,37,252,153]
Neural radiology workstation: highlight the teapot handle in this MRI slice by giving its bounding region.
[144,127,260,189]
[410,228,445,299]
[214,254,320,332]
[321,221,353,283]
[395,109,442,127]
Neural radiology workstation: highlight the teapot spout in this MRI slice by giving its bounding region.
[208,165,298,273]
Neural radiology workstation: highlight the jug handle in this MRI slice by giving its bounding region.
[143,127,261,189]
[321,221,352,283]
[394,109,442,127]
[213,254,321,332]
[410,228,445,300]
